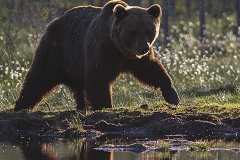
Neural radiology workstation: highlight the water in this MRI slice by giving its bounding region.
[1,135,240,160]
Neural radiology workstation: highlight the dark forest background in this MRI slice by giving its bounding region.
[1,0,240,45]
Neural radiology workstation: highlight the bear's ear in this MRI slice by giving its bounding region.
[147,4,162,18]
[113,4,128,19]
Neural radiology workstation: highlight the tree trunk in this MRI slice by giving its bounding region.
[186,0,190,18]
[162,0,169,46]
[236,0,240,28]
[89,0,94,5]
[27,0,33,25]
[211,0,217,18]
[169,0,175,16]
[47,0,53,23]
[100,0,106,6]
[17,0,25,22]
[222,0,227,13]
[7,0,15,23]
[135,0,141,6]
[199,0,205,43]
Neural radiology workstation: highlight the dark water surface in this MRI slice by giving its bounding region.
[1,135,240,160]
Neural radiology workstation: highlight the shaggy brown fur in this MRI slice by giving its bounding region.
[14,1,180,111]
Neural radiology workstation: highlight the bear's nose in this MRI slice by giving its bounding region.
[141,47,149,54]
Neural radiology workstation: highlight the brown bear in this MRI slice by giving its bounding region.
[14,0,180,111]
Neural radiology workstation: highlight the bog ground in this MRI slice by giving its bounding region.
[1,94,240,140]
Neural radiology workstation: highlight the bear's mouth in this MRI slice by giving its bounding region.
[133,45,150,59]
[135,52,149,59]
[132,41,150,58]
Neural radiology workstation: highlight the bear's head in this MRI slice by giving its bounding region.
[111,4,162,59]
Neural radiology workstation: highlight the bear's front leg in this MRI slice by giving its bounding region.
[124,56,180,105]
[84,73,113,110]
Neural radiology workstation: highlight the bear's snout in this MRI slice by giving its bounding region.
[134,44,150,59]
[141,46,150,54]
[134,43,150,55]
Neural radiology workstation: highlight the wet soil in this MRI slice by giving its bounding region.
[1,109,240,140]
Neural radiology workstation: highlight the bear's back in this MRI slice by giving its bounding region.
[45,6,101,40]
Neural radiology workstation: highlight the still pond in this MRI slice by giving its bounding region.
[1,135,240,160]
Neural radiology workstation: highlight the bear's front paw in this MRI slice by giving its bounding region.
[161,86,180,105]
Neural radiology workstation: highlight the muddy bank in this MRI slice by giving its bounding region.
[0,110,240,140]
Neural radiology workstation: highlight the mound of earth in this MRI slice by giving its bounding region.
[0,109,240,140]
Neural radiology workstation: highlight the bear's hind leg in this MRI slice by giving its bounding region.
[14,65,60,111]
[67,84,86,110]
[74,90,86,110]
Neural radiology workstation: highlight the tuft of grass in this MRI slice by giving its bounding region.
[190,139,215,151]
[156,140,171,151]
[68,112,84,132]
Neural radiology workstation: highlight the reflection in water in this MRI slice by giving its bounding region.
[0,136,240,160]
[0,137,113,160]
